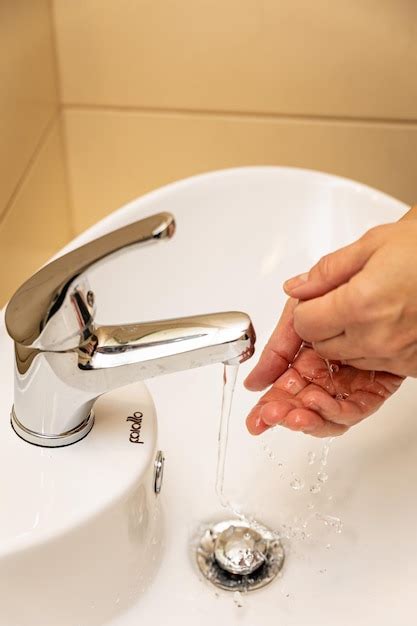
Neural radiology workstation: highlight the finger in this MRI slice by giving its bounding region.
[299,383,374,427]
[343,357,402,373]
[244,298,301,391]
[249,380,347,435]
[269,404,347,437]
[313,334,366,361]
[293,284,349,342]
[246,405,270,436]
[283,234,378,300]
[264,365,308,396]
[259,402,324,433]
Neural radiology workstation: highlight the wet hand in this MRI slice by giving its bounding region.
[282,207,417,378]
[244,301,404,438]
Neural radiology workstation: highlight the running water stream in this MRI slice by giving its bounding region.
[215,363,239,509]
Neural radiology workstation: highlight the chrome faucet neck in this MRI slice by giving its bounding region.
[6,213,255,448]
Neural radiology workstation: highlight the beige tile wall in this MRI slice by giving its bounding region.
[0,120,71,305]
[64,109,417,232]
[0,0,59,217]
[0,1,71,307]
[52,0,417,232]
[53,0,417,120]
[2,1,417,304]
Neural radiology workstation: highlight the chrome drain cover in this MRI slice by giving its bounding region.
[196,519,285,592]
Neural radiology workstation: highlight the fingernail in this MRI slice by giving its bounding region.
[284,272,309,292]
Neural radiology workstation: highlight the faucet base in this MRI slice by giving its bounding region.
[11,408,95,447]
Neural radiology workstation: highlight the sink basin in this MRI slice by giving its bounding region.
[0,166,415,625]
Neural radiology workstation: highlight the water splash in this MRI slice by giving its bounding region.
[290,475,305,491]
[307,451,316,465]
[316,513,343,534]
[263,443,272,457]
[233,591,244,608]
[317,471,328,484]
[320,439,333,467]
[310,483,321,494]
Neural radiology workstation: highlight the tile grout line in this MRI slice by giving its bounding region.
[62,103,417,128]
[0,110,61,226]
[58,111,77,239]
[48,0,77,239]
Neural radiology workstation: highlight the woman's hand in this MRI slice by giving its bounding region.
[244,299,404,437]
[244,205,417,437]
[282,207,417,378]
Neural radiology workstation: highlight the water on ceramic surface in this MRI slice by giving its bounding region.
[315,513,343,534]
[307,451,316,465]
[233,591,244,608]
[290,475,305,491]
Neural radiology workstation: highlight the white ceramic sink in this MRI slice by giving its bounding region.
[1,167,416,626]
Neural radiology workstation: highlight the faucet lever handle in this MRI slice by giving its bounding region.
[5,212,175,349]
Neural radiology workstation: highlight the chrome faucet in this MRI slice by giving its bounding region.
[5,213,255,447]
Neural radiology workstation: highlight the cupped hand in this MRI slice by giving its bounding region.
[245,299,404,438]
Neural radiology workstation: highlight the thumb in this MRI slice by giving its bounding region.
[244,298,301,391]
[283,230,381,300]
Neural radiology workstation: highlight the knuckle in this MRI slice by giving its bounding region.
[345,280,378,322]
[314,253,333,282]
[361,223,390,243]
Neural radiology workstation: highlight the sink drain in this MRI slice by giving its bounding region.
[196,519,284,592]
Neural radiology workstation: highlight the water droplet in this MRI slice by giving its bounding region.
[262,444,276,460]
[336,392,349,400]
[316,513,343,534]
[290,476,305,491]
[320,439,333,466]
[310,483,321,494]
[317,471,328,483]
[325,543,332,549]
[233,591,244,608]
[307,451,316,465]
[307,502,315,510]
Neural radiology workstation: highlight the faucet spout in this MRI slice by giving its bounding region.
[79,312,255,372]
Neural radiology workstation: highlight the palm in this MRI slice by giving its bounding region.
[247,344,403,438]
